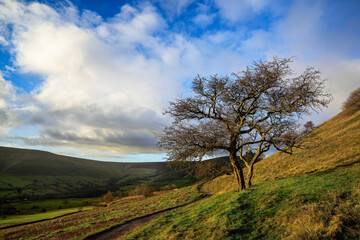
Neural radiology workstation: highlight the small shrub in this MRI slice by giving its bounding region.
[342,87,360,111]
[62,199,69,206]
[130,185,155,198]
[113,190,128,198]
[103,190,114,203]
[1,205,17,215]
[303,121,315,134]
[160,184,177,191]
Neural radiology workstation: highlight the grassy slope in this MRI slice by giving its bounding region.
[204,108,360,194]
[0,185,205,240]
[122,108,360,239]
[123,163,360,240]
[0,206,93,227]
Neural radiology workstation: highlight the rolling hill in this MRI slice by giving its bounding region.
[0,106,359,239]
[0,147,228,201]
[0,147,192,201]
[120,105,360,239]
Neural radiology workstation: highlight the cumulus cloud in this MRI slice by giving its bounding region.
[0,71,26,136]
[237,0,360,113]
[154,0,194,19]
[214,0,270,22]
[0,1,177,153]
[0,0,359,160]
[0,0,246,156]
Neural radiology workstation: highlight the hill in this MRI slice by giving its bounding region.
[203,107,360,194]
[0,108,359,239]
[120,107,360,239]
[0,147,228,201]
[0,147,193,201]
[0,147,168,177]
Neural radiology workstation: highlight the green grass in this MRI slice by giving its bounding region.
[122,163,360,240]
[2,197,101,215]
[0,174,32,188]
[1,103,359,239]
[0,184,205,240]
[0,206,93,227]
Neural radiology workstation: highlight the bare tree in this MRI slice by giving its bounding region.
[342,87,360,111]
[303,121,315,134]
[159,57,332,191]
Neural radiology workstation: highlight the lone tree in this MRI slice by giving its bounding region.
[303,121,315,134]
[342,87,360,111]
[159,57,331,191]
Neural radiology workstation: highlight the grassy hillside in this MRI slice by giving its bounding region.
[121,108,360,239]
[0,108,359,239]
[123,162,360,239]
[203,107,360,194]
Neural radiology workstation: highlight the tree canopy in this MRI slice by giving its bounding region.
[342,87,360,112]
[159,57,332,191]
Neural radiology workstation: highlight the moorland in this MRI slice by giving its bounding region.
[0,101,359,239]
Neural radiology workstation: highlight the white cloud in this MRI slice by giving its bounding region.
[235,0,360,114]
[0,0,247,155]
[192,3,215,27]
[0,0,358,159]
[155,0,194,19]
[0,71,25,136]
[214,0,269,22]
[193,13,215,27]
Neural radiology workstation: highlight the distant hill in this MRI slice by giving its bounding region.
[0,147,168,178]
[0,147,186,201]
[0,147,228,201]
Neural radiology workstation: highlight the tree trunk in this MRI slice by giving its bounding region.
[229,151,245,191]
[247,164,254,188]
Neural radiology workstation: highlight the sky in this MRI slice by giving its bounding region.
[0,0,359,162]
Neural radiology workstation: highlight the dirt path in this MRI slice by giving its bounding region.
[83,183,212,240]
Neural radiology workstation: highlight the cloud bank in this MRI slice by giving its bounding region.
[0,0,359,160]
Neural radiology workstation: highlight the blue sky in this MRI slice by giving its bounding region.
[0,0,359,162]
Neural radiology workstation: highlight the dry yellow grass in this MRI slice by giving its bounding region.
[205,108,360,194]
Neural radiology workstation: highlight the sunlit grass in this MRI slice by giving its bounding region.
[122,109,360,239]
[0,206,93,227]
[0,185,204,239]
[122,163,360,240]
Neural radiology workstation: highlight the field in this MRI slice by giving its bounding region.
[0,185,205,239]
[0,206,93,228]
[1,197,101,216]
